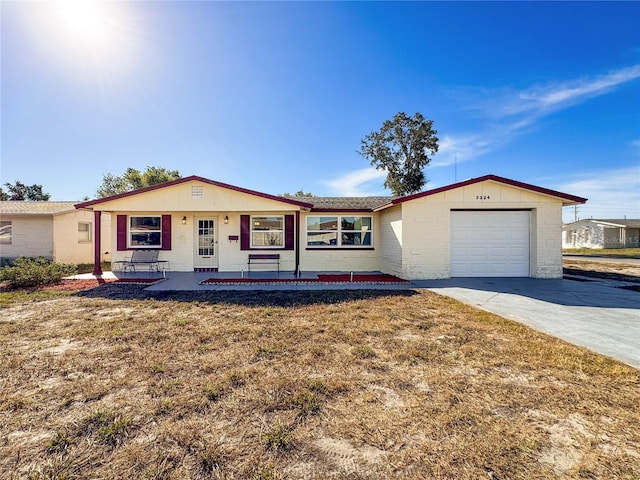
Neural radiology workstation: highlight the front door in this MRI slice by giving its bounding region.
[195,218,218,268]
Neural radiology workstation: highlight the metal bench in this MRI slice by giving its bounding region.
[248,253,280,272]
[123,250,160,273]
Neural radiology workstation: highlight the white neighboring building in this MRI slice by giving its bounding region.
[562,219,640,249]
[0,201,112,264]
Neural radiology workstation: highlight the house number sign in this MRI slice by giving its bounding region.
[476,195,490,200]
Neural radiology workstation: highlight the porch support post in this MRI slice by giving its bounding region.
[295,210,300,276]
[93,210,103,276]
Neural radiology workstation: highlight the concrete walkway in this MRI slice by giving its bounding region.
[413,277,640,368]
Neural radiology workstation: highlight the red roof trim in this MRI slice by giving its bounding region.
[375,174,587,210]
[75,176,314,209]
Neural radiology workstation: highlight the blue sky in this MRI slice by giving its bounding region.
[2,1,639,222]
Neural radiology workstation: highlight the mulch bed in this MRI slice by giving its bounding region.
[201,273,409,285]
[201,278,308,284]
[318,273,409,283]
[1,278,162,293]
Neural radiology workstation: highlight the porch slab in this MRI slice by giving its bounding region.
[67,270,413,290]
[145,271,413,291]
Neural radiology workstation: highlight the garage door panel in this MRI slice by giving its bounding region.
[451,211,530,277]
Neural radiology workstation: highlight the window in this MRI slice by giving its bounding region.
[0,221,11,244]
[251,216,284,247]
[307,216,338,246]
[78,222,91,242]
[129,216,162,248]
[306,216,372,247]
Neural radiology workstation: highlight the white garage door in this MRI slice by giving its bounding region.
[451,211,530,277]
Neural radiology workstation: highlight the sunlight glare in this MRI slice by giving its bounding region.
[29,0,141,82]
[53,0,113,54]
[56,1,107,41]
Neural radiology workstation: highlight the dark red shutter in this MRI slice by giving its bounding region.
[240,215,250,250]
[161,215,171,250]
[284,214,294,250]
[117,215,127,251]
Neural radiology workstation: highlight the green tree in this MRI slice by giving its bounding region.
[2,181,51,201]
[96,166,181,198]
[281,190,315,198]
[359,112,439,196]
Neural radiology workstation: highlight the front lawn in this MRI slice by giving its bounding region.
[1,286,638,479]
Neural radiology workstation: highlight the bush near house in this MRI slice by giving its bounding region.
[0,257,77,288]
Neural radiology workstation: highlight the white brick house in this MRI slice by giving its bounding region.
[0,202,111,264]
[562,219,640,249]
[75,174,586,279]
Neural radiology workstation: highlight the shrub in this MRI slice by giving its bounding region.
[0,257,15,268]
[0,257,77,288]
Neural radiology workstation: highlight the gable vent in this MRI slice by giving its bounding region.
[191,186,204,199]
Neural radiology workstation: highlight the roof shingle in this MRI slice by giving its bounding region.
[0,201,78,215]
[296,196,396,211]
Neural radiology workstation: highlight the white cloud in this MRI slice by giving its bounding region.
[433,133,498,167]
[323,167,387,196]
[432,64,640,168]
[492,65,640,117]
[325,65,640,196]
[518,65,640,113]
[554,166,640,223]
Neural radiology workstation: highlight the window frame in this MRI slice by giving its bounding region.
[306,215,373,249]
[250,215,284,249]
[0,220,11,245]
[78,222,92,243]
[128,215,162,249]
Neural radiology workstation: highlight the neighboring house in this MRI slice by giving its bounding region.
[75,174,586,279]
[562,219,640,249]
[0,201,112,264]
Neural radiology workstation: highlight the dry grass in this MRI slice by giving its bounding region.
[1,285,638,479]
[563,248,640,258]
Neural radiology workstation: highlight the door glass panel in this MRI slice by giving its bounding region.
[198,220,215,256]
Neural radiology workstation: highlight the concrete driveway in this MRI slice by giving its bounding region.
[412,277,640,368]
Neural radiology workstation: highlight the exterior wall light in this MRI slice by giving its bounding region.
[224,215,229,224]
[182,216,187,225]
